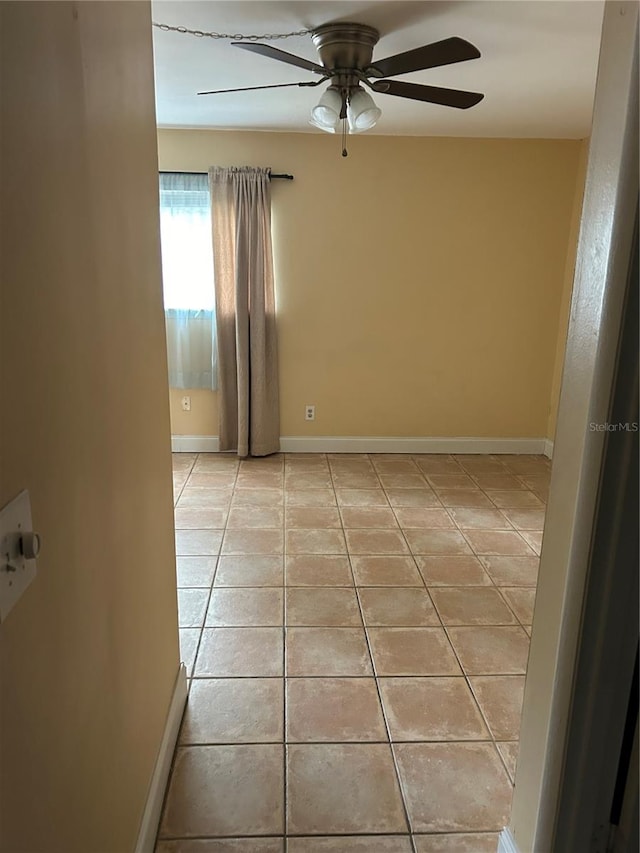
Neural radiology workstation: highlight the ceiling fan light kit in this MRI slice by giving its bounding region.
[196,21,485,155]
[310,86,342,130]
[347,87,382,132]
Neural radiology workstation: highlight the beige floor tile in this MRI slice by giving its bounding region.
[179,628,200,676]
[463,530,534,556]
[485,490,544,508]
[286,677,387,741]
[413,456,463,474]
[286,528,347,555]
[188,472,238,488]
[172,451,197,469]
[416,556,492,586]
[500,587,536,624]
[235,473,283,489]
[413,832,500,852]
[174,507,228,529]
[436,491,495,508]
[427,474,478,490]
[206,588,283,627]
[368,628,461,676]
[180,678,284,744]
[429,587,517,625]
[472,474,526,490]
[456,456,508,474]
[194,452,238,468]
[351,556,423,586]
[284,489,337,507]
[496,741,519,782]
[157,839,284,852]
[285,507,341,528]
[331,472,381,488]
[379,677,489,741]
[345,529,410,555]
[335,489,390,507]
[469,676,525,740]
[394,742,512,832]
[285,555,353,586]
[214,556,283,587]
[195,628,283,677]
[178,488,233,509]
[340,506,399,528]
[377,473,429,489]
[501,507,546,529]
[329,462,376,475]
[404,530,472,556]
[519,529,543,555]
[286,588,362,626]
[393,508,455,529]
[176,556,216,588]
[232,488,285,507]
[385,489,440,508]
[373,460,419,474]
[287,744,408,834]
[447,626,530,675]
[501,455,550,474]
[288,837,411,852]
[178,588,209,628]
[447,507,511,530]
[222,529,284,555]
[507,468,551,485]
[284,460,329,472]
[226,506,284,529]
[479,555,539,586]
[358,588,439,626]
[286,628,372,676]
[521,476,550,501]
[239,455,283,469]
[175,529,223,556]
[160,745,283,837]
[285,471,333,489]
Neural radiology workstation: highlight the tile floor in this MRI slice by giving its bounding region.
[158,452,550,852]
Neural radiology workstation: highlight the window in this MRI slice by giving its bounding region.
[159,172,217,389]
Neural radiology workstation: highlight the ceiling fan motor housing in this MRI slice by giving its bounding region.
[312,22,380,83]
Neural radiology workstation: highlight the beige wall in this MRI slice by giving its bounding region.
[0,3,179,851]
[546,138,590,440]
[159,129,584,441]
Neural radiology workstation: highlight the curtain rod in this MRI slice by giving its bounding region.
[159,170,294,181]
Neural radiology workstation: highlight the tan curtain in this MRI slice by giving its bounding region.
[209,166,280,457]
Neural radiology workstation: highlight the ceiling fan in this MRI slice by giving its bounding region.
[198,23,484,138]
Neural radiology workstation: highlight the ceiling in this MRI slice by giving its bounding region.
[152,1,604,138]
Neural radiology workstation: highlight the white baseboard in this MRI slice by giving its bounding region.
[498,827,521,853]
[171,435,550,455]
[172,435,219,452]
[544,438,554,458]
[279,436,549,454]
[135,663,188,853]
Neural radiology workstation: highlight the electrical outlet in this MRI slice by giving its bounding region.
[181,396,191,412]
[305,405,315,421]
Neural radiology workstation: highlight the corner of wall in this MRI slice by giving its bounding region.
[546,138,591,442]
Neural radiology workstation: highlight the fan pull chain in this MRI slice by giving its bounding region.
[341,116,348,158]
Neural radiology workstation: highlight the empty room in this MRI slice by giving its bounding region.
[2,2,637,853]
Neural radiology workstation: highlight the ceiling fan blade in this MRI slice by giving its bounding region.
[231,42,326,75]
[372,79,484,109]
[367,37,480,79]
[198,80,321,95]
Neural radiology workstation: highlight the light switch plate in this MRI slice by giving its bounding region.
[0,490,38,622]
